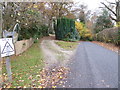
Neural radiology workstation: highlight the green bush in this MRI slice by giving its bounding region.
[95,27,119,45]
[54,17,80,41]
[18,23,49,41]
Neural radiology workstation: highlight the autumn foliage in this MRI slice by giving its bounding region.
[115,22,120,27]
[75,21,93,40]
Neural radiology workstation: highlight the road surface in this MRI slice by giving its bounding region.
[64,42,118,88]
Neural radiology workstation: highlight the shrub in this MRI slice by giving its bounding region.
[18,24,49,41]
[54,17,80,41]
[95,27,119,45]
[115,22,120,27]
[75,21,93,41]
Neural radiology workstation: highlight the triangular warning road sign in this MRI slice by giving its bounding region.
[1,41,14,54]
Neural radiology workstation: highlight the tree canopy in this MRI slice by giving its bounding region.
[94,9,114,33]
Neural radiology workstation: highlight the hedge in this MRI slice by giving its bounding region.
[54,17,80,41]
[95,27,119,45]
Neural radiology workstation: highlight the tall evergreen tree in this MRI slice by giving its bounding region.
[94,9,113,33]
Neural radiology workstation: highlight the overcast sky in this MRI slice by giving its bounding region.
[74,0,116,11]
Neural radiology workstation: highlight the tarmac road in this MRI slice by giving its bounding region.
[64,42,118,88]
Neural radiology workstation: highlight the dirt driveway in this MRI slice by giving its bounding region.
[40,36,76,69]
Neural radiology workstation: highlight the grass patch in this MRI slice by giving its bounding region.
[55,41,79,50]
[2,41,44,88]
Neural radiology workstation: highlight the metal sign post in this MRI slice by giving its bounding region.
[5,39,13,82]
[5,57,12,82]
[0,38,15,83]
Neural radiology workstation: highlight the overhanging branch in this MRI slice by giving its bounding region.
[101,2,117,17]
[109,15,117,22]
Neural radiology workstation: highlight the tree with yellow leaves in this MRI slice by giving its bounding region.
[75,21,93,40]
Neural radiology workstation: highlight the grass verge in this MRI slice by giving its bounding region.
[2,40,44,88]
[55,41,79,50]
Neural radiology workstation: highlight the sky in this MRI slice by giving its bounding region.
[74,0,116,11]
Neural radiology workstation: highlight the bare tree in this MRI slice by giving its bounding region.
[101,0,120,23]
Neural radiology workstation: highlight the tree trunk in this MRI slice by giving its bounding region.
[116,1,120,23]
[0,3,2,87]
[0,3,2,38]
